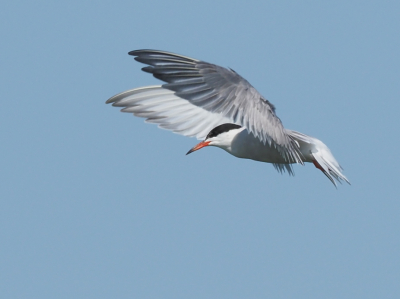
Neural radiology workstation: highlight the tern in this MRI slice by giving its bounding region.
[107,49,349,187]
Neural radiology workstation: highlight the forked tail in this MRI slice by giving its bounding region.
[311,149,350,187]
[288,130,350,187]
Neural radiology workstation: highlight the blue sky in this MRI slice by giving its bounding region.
[1,1,400,298]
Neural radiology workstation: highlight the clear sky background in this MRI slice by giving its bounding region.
[1,1,400,298]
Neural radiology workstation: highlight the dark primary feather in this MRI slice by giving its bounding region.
[129,49,303,164]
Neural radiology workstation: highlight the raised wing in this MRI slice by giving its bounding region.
[129,49,302,163]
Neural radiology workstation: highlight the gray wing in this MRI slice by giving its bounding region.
[129,49,302,163]
[106,85,231,140]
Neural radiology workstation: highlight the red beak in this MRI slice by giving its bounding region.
[186,141,211,155]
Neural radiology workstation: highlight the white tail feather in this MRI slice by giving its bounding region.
[288,130,350,187]
[312,149,350,187]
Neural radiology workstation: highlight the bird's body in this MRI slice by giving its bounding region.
[227,127,288,163]
[206,126,294,164]
[107,50,349,187]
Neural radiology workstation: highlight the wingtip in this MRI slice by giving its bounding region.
[128,49,160,56]
[128,50,139,56]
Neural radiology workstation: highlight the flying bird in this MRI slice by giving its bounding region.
[106,49,349,187]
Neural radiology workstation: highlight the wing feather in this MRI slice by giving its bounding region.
[106,86,231,140]
[129,49,302,163]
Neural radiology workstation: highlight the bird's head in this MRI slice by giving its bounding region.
[186,123,243,155]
